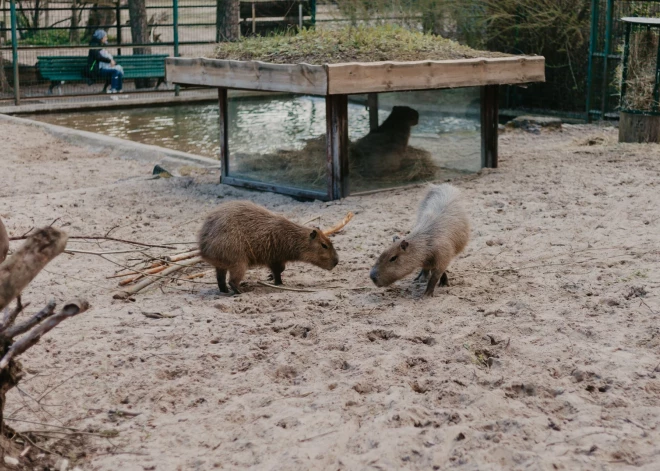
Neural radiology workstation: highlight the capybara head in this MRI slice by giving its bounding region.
[302,228,339,271]
[391,106,420,127]
[369,236,417,287]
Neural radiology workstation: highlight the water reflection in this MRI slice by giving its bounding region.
[31,94,480,163]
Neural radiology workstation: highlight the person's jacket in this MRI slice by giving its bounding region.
[85,38,111,78]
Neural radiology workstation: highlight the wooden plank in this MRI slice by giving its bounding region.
[480,85,499,169]
[222,176,329,201]
[326,56,545,95]
[326,95,349,199]
[166,57,328,95]
[218,88,229,181]
[367,93,379,131]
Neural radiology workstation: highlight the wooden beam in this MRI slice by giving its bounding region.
[218,87,229,181]
[326,95,349,199]
[480,85,499,169]
[222,176,329,201]
[166,58,328,95]
[367,93,379,131]
[326,56,545,95]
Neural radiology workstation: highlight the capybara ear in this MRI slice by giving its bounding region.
[310,230,318,240]
[400,240,409,250]
[392,235,401,242]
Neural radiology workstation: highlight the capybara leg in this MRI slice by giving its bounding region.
[424,269,442,297]
[216,268,229,293]
[415,269,429,283]
[228,264,247,295]
[438,272,449,287]
[270,262,285,285]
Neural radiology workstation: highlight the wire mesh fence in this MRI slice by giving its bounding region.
[2,0,660,117]
[587,0,660,120]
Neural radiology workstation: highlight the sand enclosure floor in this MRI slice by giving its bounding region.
[1,120,659,470]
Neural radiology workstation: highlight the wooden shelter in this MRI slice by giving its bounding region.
[166,55,545,200]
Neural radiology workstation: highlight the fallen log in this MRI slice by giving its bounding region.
[0,228,68,311]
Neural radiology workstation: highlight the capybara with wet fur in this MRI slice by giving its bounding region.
[370,184,469,297]
[199,201,339,294]
[0,218,8,264]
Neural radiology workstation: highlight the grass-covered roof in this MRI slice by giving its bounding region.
[214,25,509,64]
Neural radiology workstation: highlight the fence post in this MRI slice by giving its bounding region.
[116,3,122,56]
[173,0,180,96]
[600,0,614,119]
[585,0,599,122]
[10,0,18,106]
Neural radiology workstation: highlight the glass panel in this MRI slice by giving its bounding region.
[347,88,482,194]
[226,92,329,194]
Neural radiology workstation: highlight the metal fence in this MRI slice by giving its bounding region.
[586,0,660,120]
[0,0,317,104]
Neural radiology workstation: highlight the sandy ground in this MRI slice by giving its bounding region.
[1,119,659,471]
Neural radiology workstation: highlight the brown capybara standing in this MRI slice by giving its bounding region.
[351,106,420,176]
[199,201,339,294]
[369,183,470,297]
[0,218,8,264]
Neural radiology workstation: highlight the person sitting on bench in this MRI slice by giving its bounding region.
[88,29,124,93]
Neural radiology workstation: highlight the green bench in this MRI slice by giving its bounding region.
[37,54,169,94]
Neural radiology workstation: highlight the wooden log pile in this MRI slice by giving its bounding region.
[0,223,90,429]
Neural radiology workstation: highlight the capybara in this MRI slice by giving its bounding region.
[0,218,8,264]
[351,106,420,176]
[369,183,469,297]
[199,201,339,294]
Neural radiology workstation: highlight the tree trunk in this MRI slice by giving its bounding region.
[0,55,10,95]
[70,0,79,43]
[0,218,8,264]
[128,0,153,88]
[216,0,239,42]
[619,112,660,143]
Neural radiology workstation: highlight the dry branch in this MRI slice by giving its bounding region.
[323,212,354,236]
[0,228,68,311]
[0,300,89,371]
[0,218,8,264]
[113,256,203,299]
[9,233,175,250]
[4,301,56,339]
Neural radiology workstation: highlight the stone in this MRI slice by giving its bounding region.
[506,115,562,132]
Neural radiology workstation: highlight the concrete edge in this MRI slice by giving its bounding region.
[0,113,221,169]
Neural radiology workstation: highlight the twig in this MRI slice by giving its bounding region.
[113,257,203,299]
[0,300,90,370]
[48,218,61,227]
[0,296,28,331]
[4,418,79,431]
[639,299,657,316]
[15,432,58,456]
[298,430,337,442]
[4,300,56,339]
[65,248,150,256]
[302,215,321,226]
[184,272,206,280]
[117,250,201,285]
[257,281,317,293]
[323,212,354,236]
[10,234,175,250]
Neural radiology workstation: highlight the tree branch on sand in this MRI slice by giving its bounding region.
[0,227,90,436]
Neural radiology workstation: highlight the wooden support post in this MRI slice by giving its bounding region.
[326,94,349,200]
[218,87,229,182]
[367,93,379,131]
[251,3,256,34]
[480,84,499,168]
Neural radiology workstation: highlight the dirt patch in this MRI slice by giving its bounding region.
[0,119,659,470]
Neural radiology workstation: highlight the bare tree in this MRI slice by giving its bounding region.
[128,0,153,88]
